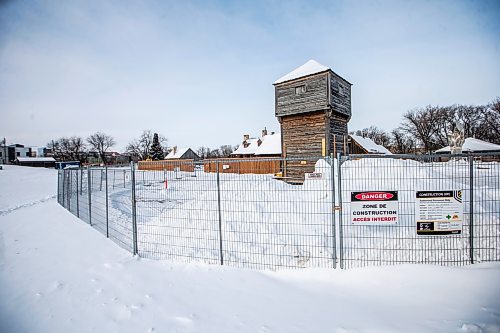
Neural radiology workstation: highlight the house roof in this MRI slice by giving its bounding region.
[16,157,56,162]
[165,147,190,159]
[350,135,392,154]
[254,133,282,155]
[274,59,330,85]
[232,138,260,155]
[435,137,500,153]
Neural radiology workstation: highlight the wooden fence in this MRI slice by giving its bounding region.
[203,158,282,174]
[137,160,195,172]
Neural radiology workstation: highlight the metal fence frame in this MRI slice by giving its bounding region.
[57,152,500,270]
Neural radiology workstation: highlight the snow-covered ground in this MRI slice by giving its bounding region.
[1,164,500,332]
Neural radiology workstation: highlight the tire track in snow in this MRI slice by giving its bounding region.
[0,195,57,216]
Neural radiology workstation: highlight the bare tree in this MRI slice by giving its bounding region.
[209,148,221,158]
[196,146,213,159]
[47,136,87,162]
[400,106,444,152]
[68,136,86,161]
[351,126,391,147]
[87,132,115,164]
[482,98,500,144]
[390,129,416,153]
[218,145,234,157]
[126,130,168,160]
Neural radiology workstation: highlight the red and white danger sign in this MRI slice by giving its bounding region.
[350,191,399,225]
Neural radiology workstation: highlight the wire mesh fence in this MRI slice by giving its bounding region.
[57,153,500,270]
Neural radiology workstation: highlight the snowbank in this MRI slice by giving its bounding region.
[1,164,500,332]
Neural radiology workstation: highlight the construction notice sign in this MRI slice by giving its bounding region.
[416,190,463,235]
[350,191,398,225]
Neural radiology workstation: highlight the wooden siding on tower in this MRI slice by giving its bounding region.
[281,112,326,157]
[275,72,329,117]
[327,113,349,155]
[329,72,352,119]
[281,111,326,181]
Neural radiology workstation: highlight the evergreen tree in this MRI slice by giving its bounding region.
[150,133,165,160]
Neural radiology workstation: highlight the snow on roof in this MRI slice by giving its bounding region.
[350,135,392,154]
[232,138,261,155]
[435,137,500,153]
[254,133,282,155]
[16,157,56,162]
[165,147,190,159]
[274,59,330,84]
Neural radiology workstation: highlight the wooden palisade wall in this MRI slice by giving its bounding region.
[138,160,195,172]
[204,158,281,174]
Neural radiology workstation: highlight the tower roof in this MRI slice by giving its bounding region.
[274,59,330,85]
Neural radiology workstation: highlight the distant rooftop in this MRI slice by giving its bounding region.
[16,157,56,162]
[436,137,500,153]
[350,135,392,155]
[255,133,281,155]
[232,138,261,155]
[165,147,190,159]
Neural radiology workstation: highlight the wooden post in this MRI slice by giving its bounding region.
[333,135,337,157]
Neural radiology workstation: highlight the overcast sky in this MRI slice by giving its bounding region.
[1,0,499,151]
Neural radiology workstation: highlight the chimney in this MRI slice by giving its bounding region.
[243,134,250,141]
[262,127,268,137]
[173,146,177,154]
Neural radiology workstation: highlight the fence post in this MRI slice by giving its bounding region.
[105,166,109,238]
[330,154,337,269]
[76,170,80,218]
[67,170,72,212]
[131,162,138,255]
[337,153,344,269]
[63,171,66,207]
[216,161,224,265]
[100,169,103,191]
[88,165,92,226]
[57,170,61,204]
[469,155,474,264]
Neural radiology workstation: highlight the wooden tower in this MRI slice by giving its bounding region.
[274,59,352,181]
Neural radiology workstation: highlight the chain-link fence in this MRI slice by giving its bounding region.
[57,153,500,270]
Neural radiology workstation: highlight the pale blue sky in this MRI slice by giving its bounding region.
[1,0,499,151]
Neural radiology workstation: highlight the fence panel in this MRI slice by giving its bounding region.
[78,169,90,224]
[134,160,220,264]
[57,170,64,206]
[218,156,335,269]
[104,167,134,252]
[471,153,500,263]
[338,154,476,268]
[67,170,79,217]
[89,168,108,236]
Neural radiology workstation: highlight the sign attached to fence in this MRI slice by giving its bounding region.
[350,191,399,225]
[416,190,463,235]
[305,172,323,180]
